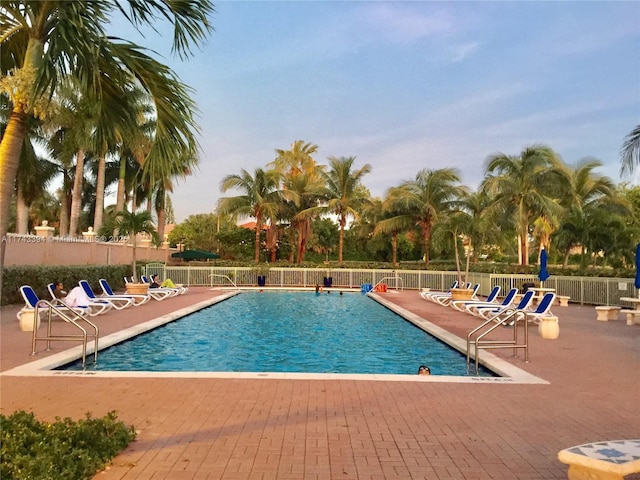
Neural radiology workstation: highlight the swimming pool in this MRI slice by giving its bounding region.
[58,291,494,376]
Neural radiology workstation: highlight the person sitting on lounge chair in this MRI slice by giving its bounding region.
[150,274,177,288]
[52,281,66,299]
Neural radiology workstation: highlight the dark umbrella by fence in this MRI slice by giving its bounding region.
[538,248,550,283]
[635,243,640,291]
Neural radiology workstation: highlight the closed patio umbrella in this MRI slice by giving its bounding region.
[538,248,550,283]
[634,243,640,292]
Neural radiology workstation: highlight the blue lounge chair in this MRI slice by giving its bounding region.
[465,288,518,317]
[98,279,148,306]
[20,284,90,319]
[450,285,501,312]
[479,290,535,322]
[525,292,556,324]
[50,282,112,316]
[75,280,124,314]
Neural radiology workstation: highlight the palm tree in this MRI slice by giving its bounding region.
[387,168,468,265]
[218,168,290,263]
[481,145,565,265]
[319,156,372,264]
[0,0,213,289]
[107,210,160,280]
[373,189,415,266]
[271,140,319,176]
[45,82,98,237]
[15,142,57,234]
[553,159,630,267]
[269,140,323,263]
[621,124,640,176]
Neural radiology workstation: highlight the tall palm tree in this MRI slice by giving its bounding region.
[388,168,468,265]
[621,124,640,176]
[554,159,630,267]
[269,140,323,263]
[1,94,56,234]
[481,145,565,265]
[0,0,213,290]
[107,210,160,279]
[319,156,372,264]
[218,168,290,263]
[373,189,414,266]
[45,82,99,237]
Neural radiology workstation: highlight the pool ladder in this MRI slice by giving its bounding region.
[209,274,238,289]
[371,276,404,292]
[31,299,99,369]
[466,308,530,375]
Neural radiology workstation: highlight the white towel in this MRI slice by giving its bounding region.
[64,286,91,307]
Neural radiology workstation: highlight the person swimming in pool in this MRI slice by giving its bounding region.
[418,365,431,375]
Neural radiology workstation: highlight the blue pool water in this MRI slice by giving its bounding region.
[59,291,494,376]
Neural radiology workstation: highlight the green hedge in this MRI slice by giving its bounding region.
[2,265,132,306]
[1,410,136,480]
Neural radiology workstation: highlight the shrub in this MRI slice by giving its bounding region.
[2,265,132,305]
[0,410,136,480]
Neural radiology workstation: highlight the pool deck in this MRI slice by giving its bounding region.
[1,287,639,479]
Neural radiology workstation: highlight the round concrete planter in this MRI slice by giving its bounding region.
[538,316,559,339]
[18,309,40,331]
[126,283,149,295]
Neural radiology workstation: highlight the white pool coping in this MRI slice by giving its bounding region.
[1,290,548,384]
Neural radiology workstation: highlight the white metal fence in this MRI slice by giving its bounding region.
[143,264,639,307]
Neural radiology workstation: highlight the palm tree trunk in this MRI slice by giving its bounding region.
[0,38,45,290]
[421,221,432,265]
[338,214,346,264]
[254,213,262,263]
[93,154,106,231]
[0,108,28,275]
[296,220,307,263]
[69,149,85,237]
[58,181,70,237]
[562,248,571,269]
[16,185,29,234]
[156,206,166,242]
[115,157,127,213]
[288,224,296,263]
[521,223,530,265]
[392,231,398,266]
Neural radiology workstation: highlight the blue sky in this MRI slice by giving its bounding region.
[112,1,640,223]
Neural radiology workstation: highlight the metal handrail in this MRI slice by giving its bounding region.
[372,276,404,292]
[31,299,99,369]
[209,274,238,289]
[466,308,529,375]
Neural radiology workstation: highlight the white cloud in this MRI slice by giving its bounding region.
[449,41,481,63]
[357,3,454,44]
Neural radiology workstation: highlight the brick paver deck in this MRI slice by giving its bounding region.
[1,287,638,479]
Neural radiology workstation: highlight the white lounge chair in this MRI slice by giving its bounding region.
[450,285,501,312]
[99,279,148,307]
[479,290,535,322]
[48,282,112,317]
[420,281,462,302]
[434,283,479,307]
[19,284,89,320]
[524,292,556,324]
[141,275,182,297]
[465,288,518,317]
